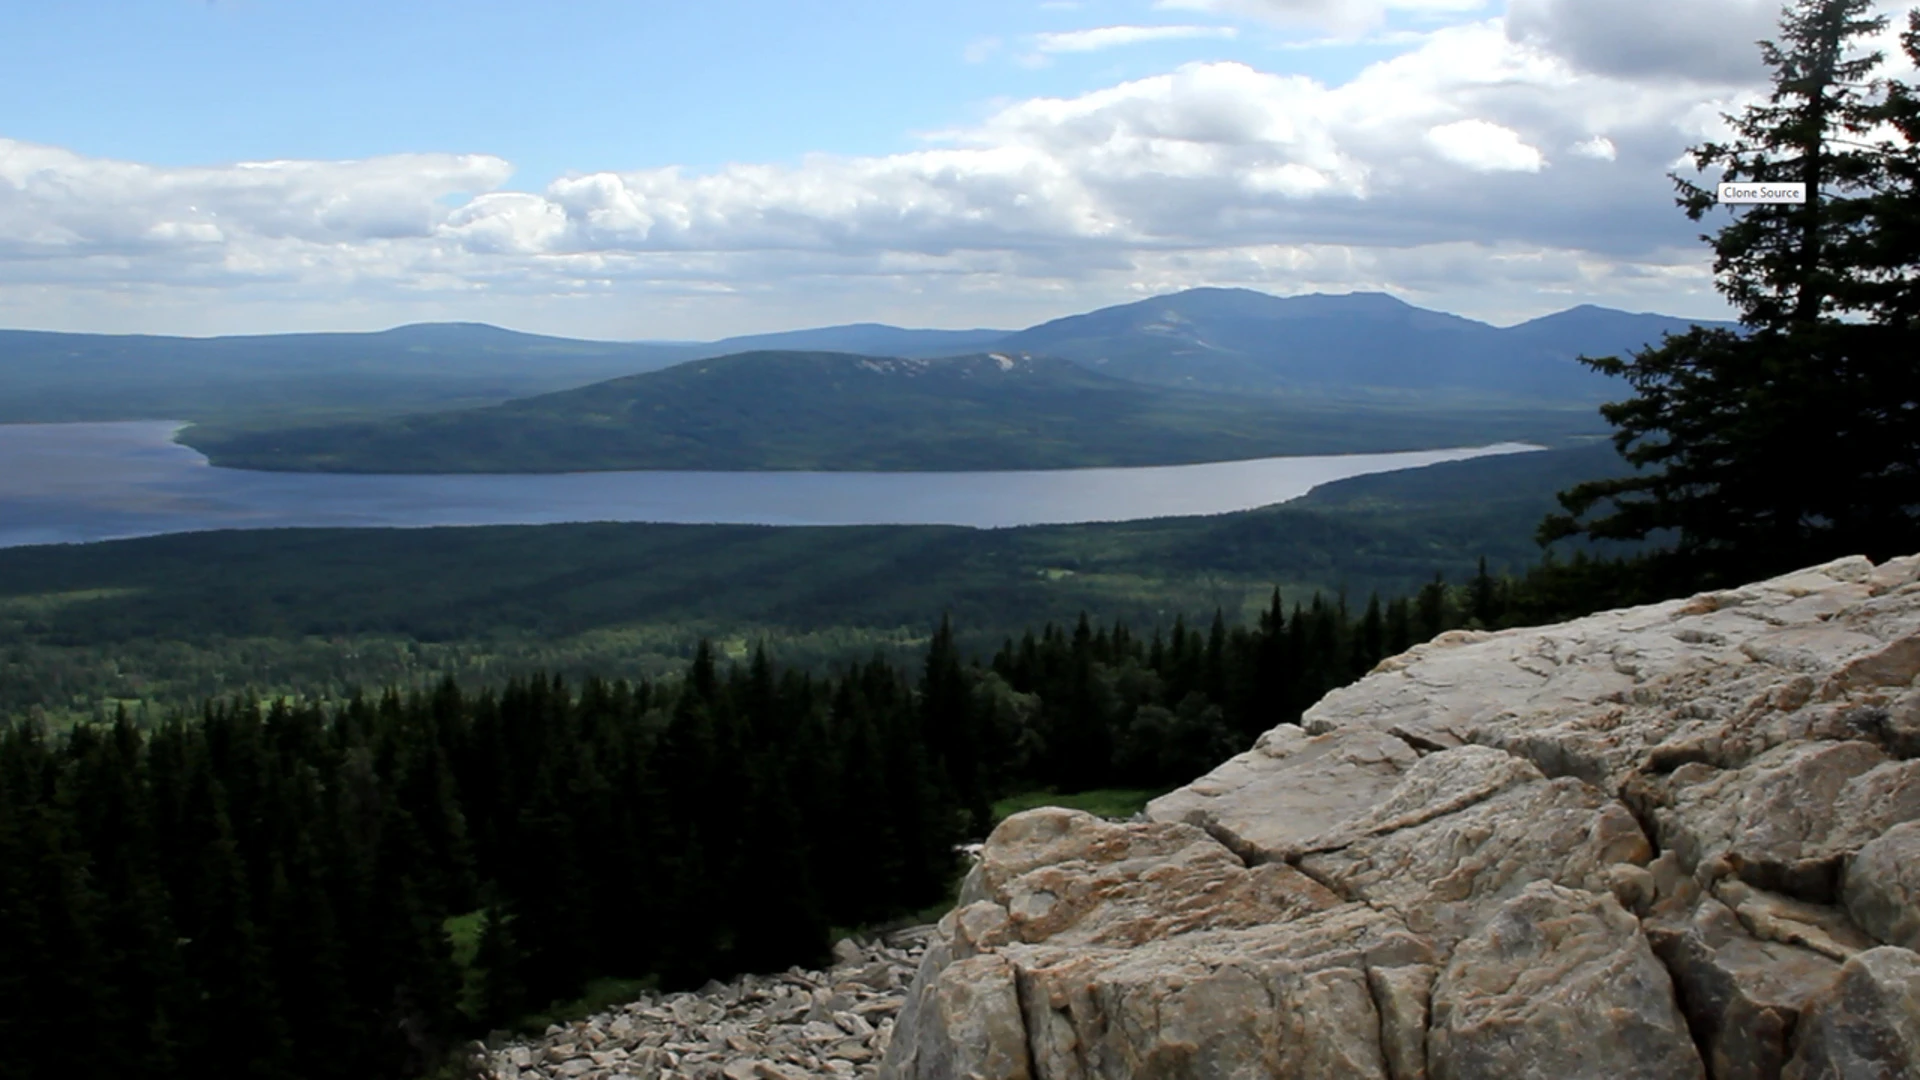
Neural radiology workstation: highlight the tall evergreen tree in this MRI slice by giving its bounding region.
[1544,0,1920,580]
[921,616,992,836]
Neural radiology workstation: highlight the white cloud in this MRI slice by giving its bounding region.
[0,13,1792,336]
[1425,119,1546,172]
[1571,135,1617,161]
[1034,24,1240,53]
[1154,0,1489,34]
[440,192,569,255]
[0,140,513,258]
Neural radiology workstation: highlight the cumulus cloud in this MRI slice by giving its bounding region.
[1034,25,1240,53]
[1426,119,1546,172]
[1505,0,1778,83]
[1571,135,1618,161]
[0,139,513,260]
[0,14,1789,334]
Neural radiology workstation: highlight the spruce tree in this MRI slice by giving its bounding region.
[920,616,991,835]
[1544,0,1920,579]
[473,900,528,1028]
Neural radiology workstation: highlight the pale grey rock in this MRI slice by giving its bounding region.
[1652,739,1890,899]
[889,953,1029,1080]
[1301,555,1919,793]
[1863,554,1920,595]
[1297,776,1652,952]
[1428,882,1704,1080]
[1145,725,1418,863]
[886,808,1431,1080]
[1296,744,1543,854]
[1844,687,1920,758]
[1819,630,1920,697]
[1645,895,1842,1080]
[1710,878,1879,962]
[1844,821,1920,950]
[1366,965,1434,1080]
[1007,909,1429,1080]
[1782,946,1920,1080]
[1819,758,1920,855]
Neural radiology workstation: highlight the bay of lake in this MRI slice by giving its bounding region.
[0,421,1542,549]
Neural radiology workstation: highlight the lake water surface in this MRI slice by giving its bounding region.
[0,421,1542,548]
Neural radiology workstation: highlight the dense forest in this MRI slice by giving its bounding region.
[0,442,1629,727]
[0,561,1596,1080]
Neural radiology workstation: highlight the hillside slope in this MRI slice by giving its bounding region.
[180,349,1600,472]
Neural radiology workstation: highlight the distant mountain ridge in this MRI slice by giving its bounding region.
[0,323,709,423]
[0,288,1736,426]
[991,288,1737,400]
[179,347,1599,473]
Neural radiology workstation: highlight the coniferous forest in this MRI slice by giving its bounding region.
[0,570,1543,1080]
[3,8,1916,1080]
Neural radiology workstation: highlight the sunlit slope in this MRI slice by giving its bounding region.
[179,349,1600,472]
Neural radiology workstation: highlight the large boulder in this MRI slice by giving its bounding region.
[1645,894,1844,1080]
[1782,946,1920,1079]
[1144,726,1420,863]
[1428,882,1703,1080]
[883,554,1920,1080]
[1844,821,1920,951]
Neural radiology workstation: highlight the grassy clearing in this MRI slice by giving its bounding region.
[443,909,656,1034]
[516,977,659,1034]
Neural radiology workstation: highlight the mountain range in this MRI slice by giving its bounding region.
[0,288,1736,426]
[181,349,1600,473]
[995,289,1731,400]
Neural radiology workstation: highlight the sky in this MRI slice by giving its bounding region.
[1,0,1915,339]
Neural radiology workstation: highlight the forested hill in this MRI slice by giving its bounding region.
[177,349,1595,473]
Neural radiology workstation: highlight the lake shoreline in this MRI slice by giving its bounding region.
[1,420,1544,549]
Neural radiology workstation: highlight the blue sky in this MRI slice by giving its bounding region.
[1,0,1903,338]
[4,1,1414,182]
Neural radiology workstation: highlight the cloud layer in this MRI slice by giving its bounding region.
[0,4,1827,336]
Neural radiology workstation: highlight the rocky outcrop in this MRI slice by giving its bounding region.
[488,933,927,1080]
[884,554,1920,1080]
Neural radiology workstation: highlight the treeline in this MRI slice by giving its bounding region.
[0,559,1620,1080]
[0,646,970,1080]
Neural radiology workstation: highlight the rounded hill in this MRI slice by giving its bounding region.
[178,348,1582,473]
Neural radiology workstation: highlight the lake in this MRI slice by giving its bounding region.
[0,421,1542,548]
